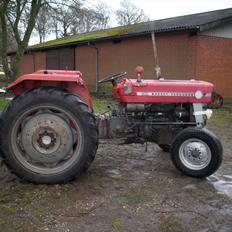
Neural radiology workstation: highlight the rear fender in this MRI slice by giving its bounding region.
[5,70,93,111]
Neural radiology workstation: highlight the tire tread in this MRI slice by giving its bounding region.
[0,87,98,184]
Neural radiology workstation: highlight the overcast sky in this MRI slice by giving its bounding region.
[30,0,232,44]
[88,0,232,25]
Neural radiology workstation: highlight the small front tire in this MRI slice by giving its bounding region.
[170,128,222,178]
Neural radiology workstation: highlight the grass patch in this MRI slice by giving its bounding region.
[123,187,145,205]
[0,193,12,203]
[208,107,232,127]
[92,95,116,114]
[1,206,17,215]
[223,98,232,105]
[0,98,10,112]
[111,220,123,230]
[162,216,183,232]
[88,84,113,95]
[0,218,6,225]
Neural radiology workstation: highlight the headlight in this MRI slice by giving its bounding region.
[195,90,203,99]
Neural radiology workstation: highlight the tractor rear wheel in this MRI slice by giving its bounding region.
[170,128,222,178]
[0,87,98,184]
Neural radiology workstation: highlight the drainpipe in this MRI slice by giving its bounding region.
[29,52,36,72]
[95,47,99,93]
[88,42,99,93]
[32,53,36,72]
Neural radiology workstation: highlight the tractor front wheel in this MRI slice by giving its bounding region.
[0,87,98,184]
[170,128,222,178]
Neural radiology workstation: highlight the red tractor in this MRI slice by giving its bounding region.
[0,67,222,184]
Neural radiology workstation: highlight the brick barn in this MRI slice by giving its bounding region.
[9,8,232,98]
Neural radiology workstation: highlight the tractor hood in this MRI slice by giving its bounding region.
[113,78,214,104]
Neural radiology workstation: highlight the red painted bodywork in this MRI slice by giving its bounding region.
[5,70,93,111]
[113,78,213,104]
[6,69,213,110]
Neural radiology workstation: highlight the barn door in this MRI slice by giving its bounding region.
[46,47,74,70]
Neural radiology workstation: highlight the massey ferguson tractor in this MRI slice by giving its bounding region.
[0,66,222,184]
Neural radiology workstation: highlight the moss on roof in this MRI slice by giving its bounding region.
[29,26,134,50]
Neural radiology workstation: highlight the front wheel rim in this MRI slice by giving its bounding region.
[10,104,84,175]
[179,138,212,170]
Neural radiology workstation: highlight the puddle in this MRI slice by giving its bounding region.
[106,169,122,178]
[207,174,232,198]
[182,184,196,190]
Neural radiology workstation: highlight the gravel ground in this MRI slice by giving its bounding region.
[0,104,231,232]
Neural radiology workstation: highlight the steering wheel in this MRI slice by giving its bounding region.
[98,71,127,84]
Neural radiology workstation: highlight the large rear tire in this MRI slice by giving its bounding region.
[170,128,222,178]
[0,87,98,184]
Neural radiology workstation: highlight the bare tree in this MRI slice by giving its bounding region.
[70,2,110,34]
[116,0,149,26]
[0,0,110,80]
[54,2,74,38]
[33,0,110,40]
[90,2,111,31]
[50,7,60,39]
[0,24,17,52]
[49,0,82,39]
[34,4,52,43]
[0,0,46,81]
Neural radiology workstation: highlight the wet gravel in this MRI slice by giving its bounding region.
[0,106,231,232]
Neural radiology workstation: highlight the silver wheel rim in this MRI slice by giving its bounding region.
[10,104,83,175]
[179,138,211,170]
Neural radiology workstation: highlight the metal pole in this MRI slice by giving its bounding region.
[151,31,162,79]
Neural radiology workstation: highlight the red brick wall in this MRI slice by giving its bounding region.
[75,36,156,85]
[97,36,155,79]
[34,52,46,70]
[75,46,96,85]
[75,32,197,86]
[196,35,232,98]
[14,32,198,89]
[17,52,46,76]
[158,32,197,80]
[18,54,34,75]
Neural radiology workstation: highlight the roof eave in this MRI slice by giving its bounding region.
[8,27,198,55]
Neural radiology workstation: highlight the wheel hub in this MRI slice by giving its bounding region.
[41,134,52,146]
[179,139,211,170]
[41,135,52,146]
[21,113,74,163]
[186,142,207,161]
[35,129,59,153]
